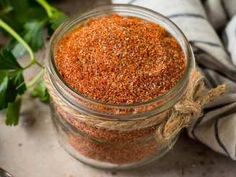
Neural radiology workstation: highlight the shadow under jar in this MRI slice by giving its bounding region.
[45,5,195,169]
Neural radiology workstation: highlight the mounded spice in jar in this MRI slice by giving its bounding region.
[50,14,186,166]
[45,5,224,169]
[55,14,186,105]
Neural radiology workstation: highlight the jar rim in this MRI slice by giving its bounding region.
[46,4,195,118]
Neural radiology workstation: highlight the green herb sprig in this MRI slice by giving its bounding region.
[0,0,67,125]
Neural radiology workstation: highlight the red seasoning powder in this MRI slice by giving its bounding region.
[53,14,186,165]
[55,14,186,105]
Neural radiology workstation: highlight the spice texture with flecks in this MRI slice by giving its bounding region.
[55,14,186,104]
[55,106,160,164]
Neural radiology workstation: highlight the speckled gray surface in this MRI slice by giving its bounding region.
[0,0,236,177]
[0,97,236,177]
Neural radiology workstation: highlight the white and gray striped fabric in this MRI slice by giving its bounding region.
[112,0,236,160]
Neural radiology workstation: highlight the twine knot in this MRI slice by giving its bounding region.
[156,70,226,142]
[174,99,202,118]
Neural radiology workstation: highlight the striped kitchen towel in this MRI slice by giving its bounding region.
[112,0,236,160]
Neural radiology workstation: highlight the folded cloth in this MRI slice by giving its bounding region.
[112,0,236,160]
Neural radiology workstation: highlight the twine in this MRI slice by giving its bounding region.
[155,71,226,142]
[44,70,226,141]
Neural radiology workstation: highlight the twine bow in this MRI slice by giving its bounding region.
[156,71,226,141]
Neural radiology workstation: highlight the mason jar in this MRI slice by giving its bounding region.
[45,4,195,169]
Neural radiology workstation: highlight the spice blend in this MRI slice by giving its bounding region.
[54,105,167,164]
[55,14,186,105]
[52,14,186,166]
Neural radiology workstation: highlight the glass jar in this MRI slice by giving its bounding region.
[45,4,195,169]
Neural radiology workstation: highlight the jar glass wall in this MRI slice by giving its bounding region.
[45,4,195,169]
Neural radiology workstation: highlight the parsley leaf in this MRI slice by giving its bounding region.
[0,71,9,109]
[0,70,26,108]
[49,9,67,31]
[0,0,13,16]
[0,0,66,126]
[0,48,22,69]
[31,81,50,103]
[6,97,21,126]
[8,20,46,57]
[23,20,46,51]
[8,70,26,95]
[0,0,47,32]
[36,0,67,33]
[0,49,26,109]
[11,43,26,58]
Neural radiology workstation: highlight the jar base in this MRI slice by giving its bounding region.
[56,129,178,170]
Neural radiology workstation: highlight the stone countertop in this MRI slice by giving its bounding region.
[0,0,236,177]
[0,98,236,177]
